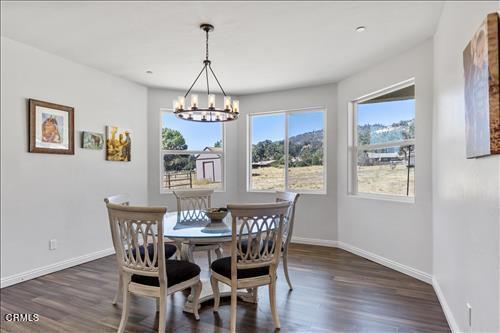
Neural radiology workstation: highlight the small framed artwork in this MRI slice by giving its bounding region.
[106,126,131,161]
[81,131,104,150]
[29,99,75,155]
[463,12,500,158]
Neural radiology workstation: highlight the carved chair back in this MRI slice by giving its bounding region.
[227,202,291,274]
[104,194,131,206]
[173,189,213,221]
[275,191,300,246]
[105,203,168,285]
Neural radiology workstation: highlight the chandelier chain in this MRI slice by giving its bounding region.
[205,29,209,61]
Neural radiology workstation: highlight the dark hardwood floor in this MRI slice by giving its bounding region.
[0,244,449,332]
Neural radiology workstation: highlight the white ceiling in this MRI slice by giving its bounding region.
[1,1,443,95]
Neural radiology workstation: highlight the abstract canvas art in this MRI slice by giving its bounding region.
[82,131,104,150]
[29,99,74,154]
[463,12,500,158]
[106,126,131,161]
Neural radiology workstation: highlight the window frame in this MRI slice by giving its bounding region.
[246,106,327,195]
[159,108,226,194]
[348,78,416,202]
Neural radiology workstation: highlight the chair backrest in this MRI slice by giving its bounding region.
[104,194,131,206]
[173,189,213,221]
[105,203,168,284]
[275,191,300,245]
[227,202,291,275]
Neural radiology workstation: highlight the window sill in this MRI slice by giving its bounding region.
[247,189,327,195]
[347,193,415,204]
[160,188,226,194]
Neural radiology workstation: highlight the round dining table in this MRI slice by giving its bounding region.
[163,210,259,314]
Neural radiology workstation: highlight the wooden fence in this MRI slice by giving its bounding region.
[163,171,193,189]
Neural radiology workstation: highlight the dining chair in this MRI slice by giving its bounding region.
[210,201,291,333]
[275,191,300,290]
[104,195,177,305]
[173,189,223,264]
[105,203,202,333]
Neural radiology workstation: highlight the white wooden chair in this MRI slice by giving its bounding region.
[210,202,291,333]
[105,203,202,333]
[275,191,300,290]
[104,195,177,304]
[173,189,223,264]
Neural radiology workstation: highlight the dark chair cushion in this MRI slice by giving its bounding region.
[131,260,200,287]
[131,243,177,260]
[211,256,269,279]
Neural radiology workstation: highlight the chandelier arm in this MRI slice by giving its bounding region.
[208,64,227,97]
[205,65,210,95]
[184,63,207,98]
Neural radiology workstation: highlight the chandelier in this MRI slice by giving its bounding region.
[173,24,239,122]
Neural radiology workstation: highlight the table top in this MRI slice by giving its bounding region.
[163,210,236,240]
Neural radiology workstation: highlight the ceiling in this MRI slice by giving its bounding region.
[1,2,443,95]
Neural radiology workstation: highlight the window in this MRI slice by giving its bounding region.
[350,80,415,199]
[160,111,224,191]
[248,108,326,193]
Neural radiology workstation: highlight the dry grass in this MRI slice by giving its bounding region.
[357,164,414,196]
[251,165,325,191]
[251,164,414,196]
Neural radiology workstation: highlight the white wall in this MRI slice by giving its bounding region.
[236,84,338,243]
[147,88,239,209]
[0,37,148,286]
[432,2,500,332]
[337,40,434,281]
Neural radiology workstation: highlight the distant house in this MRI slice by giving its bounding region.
[195,147,222,182]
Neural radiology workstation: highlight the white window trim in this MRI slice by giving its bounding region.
[348,78,416,203]
[246,106,327,195]
[159,108,226,194]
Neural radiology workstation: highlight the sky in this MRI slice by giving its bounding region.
[251,111,324,144]
[357,99,415,126]
[163,101,412,149]
[162,112,221,151]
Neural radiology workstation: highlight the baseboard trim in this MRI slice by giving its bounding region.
[291,237,432,284]
[1,248,115,288]
[291,236,338,247]
[433,276,459,333]
[337,241,432,284]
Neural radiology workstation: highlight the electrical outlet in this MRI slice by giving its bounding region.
[49,239,57,250]
[466,303,472,331]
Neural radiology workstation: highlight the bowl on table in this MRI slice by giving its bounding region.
[203,208,228,222]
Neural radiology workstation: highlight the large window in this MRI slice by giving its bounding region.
[160,111,224,192]
[248,108,326,193]
[350,80,415,199]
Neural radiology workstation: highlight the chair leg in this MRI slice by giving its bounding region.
[230,285,237,333]
[215,246,223,259]
[192,280,202,320]
[283,249,293,290]
[210,276,220,312]
[269,279,280,329]
[112,274,122,305]
[117,276,131,333]
[156,297,160,313]
[158,293,167,332]
[207,250,212,266]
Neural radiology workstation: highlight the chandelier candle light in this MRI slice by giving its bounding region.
[173,24,239,122]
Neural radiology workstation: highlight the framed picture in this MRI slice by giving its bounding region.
[463,12,500,158]
[81,131,104,150]
[106,126,131,161]
[29,99,74,155]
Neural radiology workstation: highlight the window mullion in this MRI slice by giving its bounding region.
[284,112,289,191]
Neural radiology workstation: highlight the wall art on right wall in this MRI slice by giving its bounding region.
[463,12,500,158]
